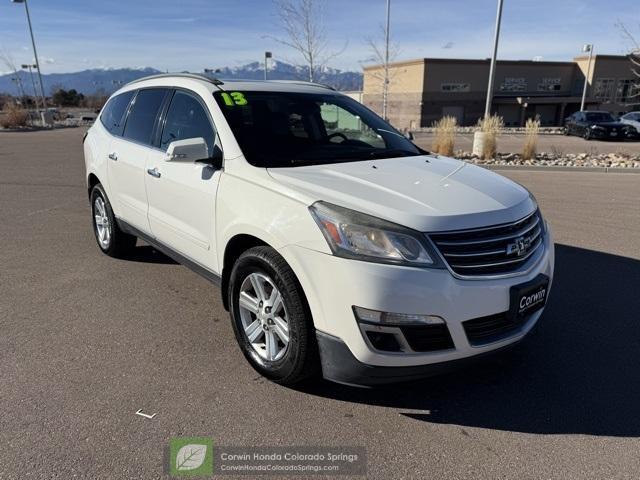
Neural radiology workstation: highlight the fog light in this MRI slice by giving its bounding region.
[353,306,445,326]
[365,330,403,352]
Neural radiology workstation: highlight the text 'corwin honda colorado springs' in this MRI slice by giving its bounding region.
[83,73,554,386]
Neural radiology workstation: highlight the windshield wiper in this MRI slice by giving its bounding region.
[364,149,422,159]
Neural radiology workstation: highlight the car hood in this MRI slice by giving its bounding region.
[267,155,536,232]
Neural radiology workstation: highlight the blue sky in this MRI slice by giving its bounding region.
[0,0,637,74]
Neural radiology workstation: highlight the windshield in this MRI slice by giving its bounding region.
[585,112,615,123]
[213,90,421,167]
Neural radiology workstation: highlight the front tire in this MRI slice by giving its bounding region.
[583,129,591,140]
[90,183,136,257]
[228,246,319,385]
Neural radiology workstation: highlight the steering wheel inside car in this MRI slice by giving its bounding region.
[327,132,349,143]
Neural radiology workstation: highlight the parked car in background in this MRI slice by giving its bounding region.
[564,111,639,140]
[620,111,640,133]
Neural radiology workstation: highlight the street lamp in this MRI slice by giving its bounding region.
[12,0,47,119]
[580,44,594,112]
[382,0,391,121]
[264,51,272,80]
[484,0,504,119]
[21,63,39,109]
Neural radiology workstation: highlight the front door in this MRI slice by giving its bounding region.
[144,89,221,271]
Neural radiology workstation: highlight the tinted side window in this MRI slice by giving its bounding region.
[100,91,134,135]
[161,90,216,154]
[123,89,167,145]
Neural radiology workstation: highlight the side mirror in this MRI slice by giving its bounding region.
[206,144,224,170]
[166,137,209,163]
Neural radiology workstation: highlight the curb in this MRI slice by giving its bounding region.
[478,164,640,174]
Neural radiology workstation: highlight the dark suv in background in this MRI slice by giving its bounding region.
[564,111,639,141]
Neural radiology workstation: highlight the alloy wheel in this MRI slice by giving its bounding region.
[238,272,290,362]
[93,196,111,249]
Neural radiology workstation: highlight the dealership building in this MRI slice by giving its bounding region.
[362,54,639,129]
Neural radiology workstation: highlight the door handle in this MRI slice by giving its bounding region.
[108,152,118,161]
[146,167,161,178]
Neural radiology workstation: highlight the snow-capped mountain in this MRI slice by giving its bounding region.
[0,61,363,96]
[0,67,161,96]
[214,61,363,91]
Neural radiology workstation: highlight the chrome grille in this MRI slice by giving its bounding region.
[429,210,545,276]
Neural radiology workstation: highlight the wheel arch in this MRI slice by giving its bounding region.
[87,173,101,198]
[220,234,270,310]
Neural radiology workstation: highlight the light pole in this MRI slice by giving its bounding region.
[382,0,391,120]
[12,0,47,117]
[21,63,39,109]
[484,0,504,119]
[580,44,594,112]
[264,51,272,80]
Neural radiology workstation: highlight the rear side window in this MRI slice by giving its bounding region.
[161,90,216,153]
[123,88,167,145]
[100,91,134,135]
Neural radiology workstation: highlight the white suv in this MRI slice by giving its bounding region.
[84,73,554,386]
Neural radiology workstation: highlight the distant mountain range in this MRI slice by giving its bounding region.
[0,61,363,96]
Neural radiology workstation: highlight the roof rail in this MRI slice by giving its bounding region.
[264,80,336,91]
[124,72,224,88]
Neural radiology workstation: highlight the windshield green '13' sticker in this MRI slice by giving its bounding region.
[220,92,248,106]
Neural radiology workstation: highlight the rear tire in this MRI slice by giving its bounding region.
[228,246,319,385]
[90,183,136,257]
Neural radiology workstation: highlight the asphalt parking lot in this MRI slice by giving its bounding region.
[2,128,640,479]
[413,131,640,155]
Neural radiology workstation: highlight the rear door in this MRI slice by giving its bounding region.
[144,88,222,270]
[107,88,169,233]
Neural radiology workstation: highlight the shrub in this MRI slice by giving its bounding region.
[522,118,540,160]
[0,105,29,129]
[477,115,504,160]
[431,116,457,156]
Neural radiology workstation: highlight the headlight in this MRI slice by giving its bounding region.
[591,125,604,130]
[309,201,441,267]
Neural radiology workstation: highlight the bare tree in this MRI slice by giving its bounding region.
[616,21,640,100]
[271,0,345,82]
[0,49,26,100]
[363,22,400,120]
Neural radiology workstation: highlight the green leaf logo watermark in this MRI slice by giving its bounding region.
[169,437,213,477]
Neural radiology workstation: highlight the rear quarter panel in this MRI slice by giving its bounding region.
[84,120,112,200]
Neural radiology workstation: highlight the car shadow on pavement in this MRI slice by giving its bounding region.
[124,245,178,265]
[297,244,640,437]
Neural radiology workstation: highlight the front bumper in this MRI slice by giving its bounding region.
[278,229,554,385]
[315,330,524,386]
[590,128,638,140]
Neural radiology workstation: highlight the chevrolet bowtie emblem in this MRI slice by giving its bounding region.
[506,236,531,256]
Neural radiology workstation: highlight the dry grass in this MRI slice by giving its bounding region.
[431,116,457,156]
[0,104,29,129]
[477,115,504,159]
[522,118,540,160]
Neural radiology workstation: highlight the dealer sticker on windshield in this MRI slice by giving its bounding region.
[220,92,248,106]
